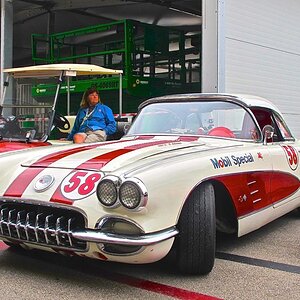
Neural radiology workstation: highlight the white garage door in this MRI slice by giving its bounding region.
[224,0,300,137]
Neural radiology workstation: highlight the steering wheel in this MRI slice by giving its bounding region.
[0,115,33,139]
[53,112,71,130]
[0,116,7,127]
[3,116,24,135]
[0,116,7,136]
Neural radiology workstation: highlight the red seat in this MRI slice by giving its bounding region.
[208,127,235,138]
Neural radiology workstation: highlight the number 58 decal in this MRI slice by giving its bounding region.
[61,171,102,200]
[281,145,299,170]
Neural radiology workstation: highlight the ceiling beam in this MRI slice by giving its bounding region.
[66,9,115,23]
[125,0,201,16]
[14,9,49,25]
[17,0,55,10]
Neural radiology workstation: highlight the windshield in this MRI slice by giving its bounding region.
[128,100,261,141]
[0,76,57,142]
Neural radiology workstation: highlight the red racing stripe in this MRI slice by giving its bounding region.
[3,140,130,198]
[110,272,222,300]
[3,144,99,197]
[25,140,130,168]
[50,149,133,203]
[76,148,133,170]
[4,136,188,200]
[50,139,179,204]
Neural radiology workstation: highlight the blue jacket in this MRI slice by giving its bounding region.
[67,103,116,140]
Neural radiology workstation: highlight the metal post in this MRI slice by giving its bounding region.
[47,11,55,60]
[202,0,225,92]
[0,0,13,116]
[67,76,70,115]
[47,71,63,137]
[0,0,13,101]
[0,0,5,101]
[0,74,9,115]
[53,71,64,110]
[119,73,123,116]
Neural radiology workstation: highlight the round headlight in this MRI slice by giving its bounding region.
[119,178,147,210]
[96,177,119,207]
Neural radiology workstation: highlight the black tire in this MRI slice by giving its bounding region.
[176,182,216,275]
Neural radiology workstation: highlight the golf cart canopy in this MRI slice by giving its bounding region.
[4,64,123,78]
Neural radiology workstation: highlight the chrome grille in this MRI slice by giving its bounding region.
[0,201,87,251]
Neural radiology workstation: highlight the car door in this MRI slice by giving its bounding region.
[255,109,300,207]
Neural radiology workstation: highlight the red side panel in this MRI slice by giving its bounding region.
[216,172,272,217]
[270,172,300,203]
[215,171,300,217]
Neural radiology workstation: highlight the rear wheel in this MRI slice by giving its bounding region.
[176,182,216,275]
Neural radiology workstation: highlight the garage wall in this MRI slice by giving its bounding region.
[224,0,300,137]
[0,0,13,100]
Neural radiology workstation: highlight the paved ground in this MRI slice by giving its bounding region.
[0,210,299,300]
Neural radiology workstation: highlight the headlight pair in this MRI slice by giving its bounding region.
[96,176,148,210]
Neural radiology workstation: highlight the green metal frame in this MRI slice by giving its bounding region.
[31,19,200,113]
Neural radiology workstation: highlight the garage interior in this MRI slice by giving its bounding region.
[4,1,300,138]
[1,0,201,114]
[12,0,201,65]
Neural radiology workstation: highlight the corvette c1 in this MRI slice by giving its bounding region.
[0,93,299,275]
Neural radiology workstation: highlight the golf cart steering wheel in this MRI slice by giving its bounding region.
[53,112,71,130]
[4,115,23,135]
[0,116,7,126]
[0,116,7,135]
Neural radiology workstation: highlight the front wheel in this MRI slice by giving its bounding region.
[176,182,216,275]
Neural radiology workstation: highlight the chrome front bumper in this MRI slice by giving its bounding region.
[0,198,178,252]
[72,226,179,246]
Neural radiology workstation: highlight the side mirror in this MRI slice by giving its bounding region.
[262,125,274,145]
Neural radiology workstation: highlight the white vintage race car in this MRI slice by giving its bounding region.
[0,93,299,275]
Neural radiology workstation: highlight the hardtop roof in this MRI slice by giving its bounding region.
[138,93,281,114]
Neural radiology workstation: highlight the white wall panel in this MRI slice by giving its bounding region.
[224,0,300,137]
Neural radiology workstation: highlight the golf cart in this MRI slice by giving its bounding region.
[0,64,124,153]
